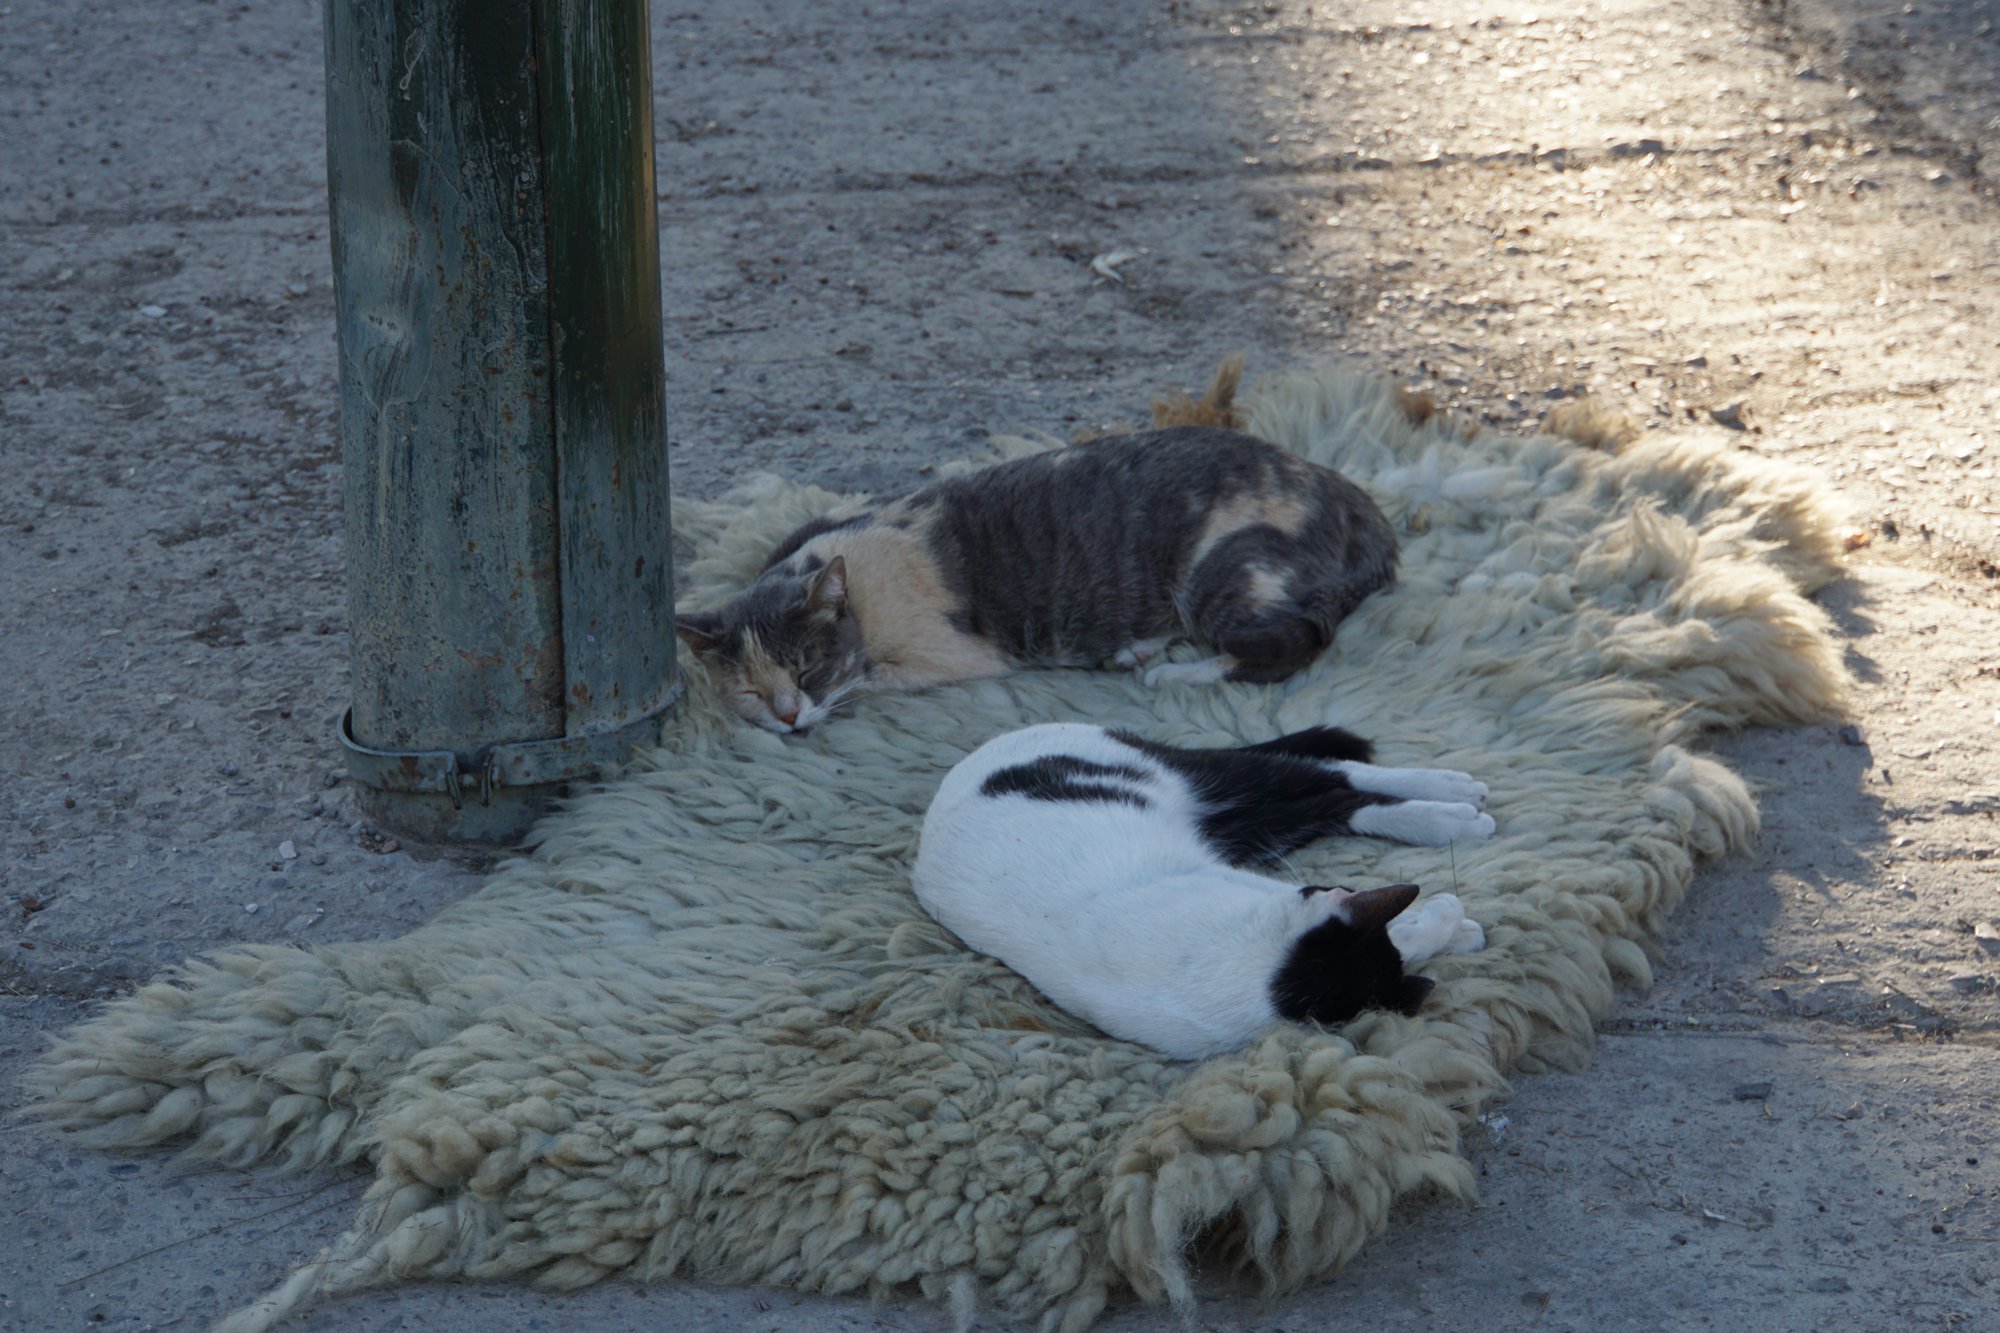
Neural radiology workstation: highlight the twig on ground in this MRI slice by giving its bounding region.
[59,1174,365,1287]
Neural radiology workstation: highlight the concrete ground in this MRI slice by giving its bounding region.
[3,0,1997,1329]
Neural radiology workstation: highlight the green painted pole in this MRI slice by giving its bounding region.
[325,0,676,844]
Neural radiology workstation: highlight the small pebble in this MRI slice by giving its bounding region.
[1837,724,1867,746]
[1732,1081,1773,1101]
[283,908,325,933]
[221,761,239,776]
[138,304,166,318]
[243,902,259,914]
[278,839,297,860]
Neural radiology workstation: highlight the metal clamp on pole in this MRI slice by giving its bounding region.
[336,709,463,803]
[339,694,678,815]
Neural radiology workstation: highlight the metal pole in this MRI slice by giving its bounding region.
[324,0,676,844]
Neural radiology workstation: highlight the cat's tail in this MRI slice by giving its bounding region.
[1151,355,1244,430]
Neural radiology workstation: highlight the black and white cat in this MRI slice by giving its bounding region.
[912,723,1492,1060]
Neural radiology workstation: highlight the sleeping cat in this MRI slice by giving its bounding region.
[911,722,1491,1060]
[676,425,1397,733]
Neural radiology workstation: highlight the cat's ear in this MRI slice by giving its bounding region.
[1393,974,1436,1016]
[1342,883,1421,933]
[804,555,848,619]
[675,611,726,655]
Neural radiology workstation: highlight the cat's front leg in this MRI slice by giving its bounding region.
[1142,655,1235,687]
[1350,799,1496,846]
[1112,635,1175,669]
[1331,762,1489,809]
[854,661,961,694]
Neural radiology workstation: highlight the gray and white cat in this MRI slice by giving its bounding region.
[912,722,1490,1060]
[676,426,1397,733]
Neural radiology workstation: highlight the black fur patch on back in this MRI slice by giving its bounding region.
[1107,728,1391,864]
[761,511,869,571]
[981,755,1153,809]
[1270,916,1434,1026]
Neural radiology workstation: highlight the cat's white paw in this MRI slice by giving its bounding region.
[1448,914,1487,954]
[1142,656,1232,688]
[1113,636,1175,669]
[1389,892,1474,963]
[1335,762,1488,808]
[1351,801,1496,847]
[1402,769,1488,808]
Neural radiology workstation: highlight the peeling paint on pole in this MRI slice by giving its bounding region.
[325,0,675,843]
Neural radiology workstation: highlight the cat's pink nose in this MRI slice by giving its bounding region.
[776,707,798,727]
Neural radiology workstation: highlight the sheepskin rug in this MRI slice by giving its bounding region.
[26,368,1850,1332]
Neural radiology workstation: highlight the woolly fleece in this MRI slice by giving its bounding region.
[24,368,1850,1331]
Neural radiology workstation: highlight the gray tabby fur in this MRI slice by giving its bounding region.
[676,426,1397,732]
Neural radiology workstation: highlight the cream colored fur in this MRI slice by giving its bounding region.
[23,368,1849,1333]
[1188,488,1312,565]
[809,522,1014,687]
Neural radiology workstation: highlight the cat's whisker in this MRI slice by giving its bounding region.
[817,674,868,714]
[1271,851,1308,882]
